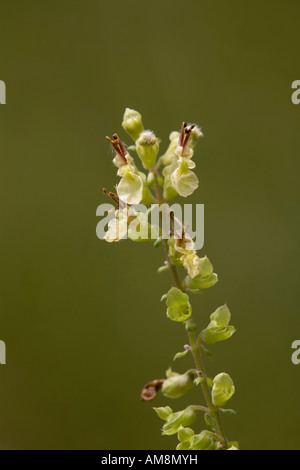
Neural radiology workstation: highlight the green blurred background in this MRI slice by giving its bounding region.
[0,0,299,450]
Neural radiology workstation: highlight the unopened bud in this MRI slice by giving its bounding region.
[122,108,144,141]
[136,131,159,169]
[162,371,196,399]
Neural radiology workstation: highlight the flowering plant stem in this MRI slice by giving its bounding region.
[153,177,228,448]
[103,108,238,450]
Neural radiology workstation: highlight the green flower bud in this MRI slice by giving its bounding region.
[122,108,144,141]
[162,370,196,399]
[212,373,235,408]
[201,305,236,344]
[177,426,194,443]
[136,131,159,169]
[161,131,180,166]
[189,430,215,450]
[162,407,196,435]
[161,287,192,322]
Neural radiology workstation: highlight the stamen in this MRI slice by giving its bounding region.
[182,124,195,150]
[179,122,187,146]
[106,134,128,164]
[103,188,120,207]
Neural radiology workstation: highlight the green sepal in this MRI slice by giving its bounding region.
[161,407,196,435]
[161,287,192,322]
[177,426,194,443]
[189,431,215,450]
[162,370,196,399]
[153,406,173,421]
[212,373,235,408]
[201,305,236,344]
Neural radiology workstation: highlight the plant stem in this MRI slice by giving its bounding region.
[152,170,228,448]
[188,331,227,447]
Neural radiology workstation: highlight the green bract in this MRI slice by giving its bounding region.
[201,305,236,344]
[212,373,235,408]
[122,108,144,141]
[161,287,192,322]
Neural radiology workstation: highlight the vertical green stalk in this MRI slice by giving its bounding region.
[153,172,228,448]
